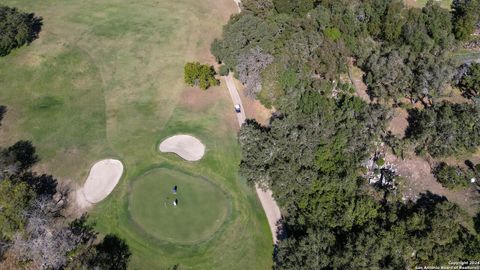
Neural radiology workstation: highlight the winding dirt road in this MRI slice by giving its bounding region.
[224,73,282,243]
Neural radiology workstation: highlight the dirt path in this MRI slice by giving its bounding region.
[223,72,282,243]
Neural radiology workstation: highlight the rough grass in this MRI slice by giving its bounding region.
[0,0,273,269]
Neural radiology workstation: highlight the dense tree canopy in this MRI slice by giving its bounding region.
[0,6,42,56]
[406,102,480,157]
[215,0,480,268]
[451,0,480,40]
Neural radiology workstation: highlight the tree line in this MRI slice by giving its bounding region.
[213,0,480,268]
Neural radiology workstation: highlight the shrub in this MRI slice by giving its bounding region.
[458,63,480,98]
[433,162,472,190]
[218,65,229,76]
[375,158,385,167]
[184,62,219,90]
[324,27,341,41]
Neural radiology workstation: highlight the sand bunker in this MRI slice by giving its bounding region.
[76,159,124,208]
[159,135,205,161]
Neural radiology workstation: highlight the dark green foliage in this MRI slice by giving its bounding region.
[406,102,480,157]
[218,65,229,76]
[273,0,316,15]
[218,0,480,268]
[211,14,280,71]
[364,49,413,102]
[0,6,42,56]
[433,162,472,190]
[475,212,480,234]
[451,0,480,40]
[459,63,480,97]
[183,62,219,90]
[241,0,274,17]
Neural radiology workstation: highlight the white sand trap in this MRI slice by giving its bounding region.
[159,135,205,161]
[76,159,124,207]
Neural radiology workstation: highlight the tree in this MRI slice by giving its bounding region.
[458,63,480,98]
[236,47,274,97]
[0,180,33,240]
[183,62,219,90]
[364,49,413,102]
[0,6,42,56]
[451,0,480,40]
[432,162,472,190]
[406,102,480,157]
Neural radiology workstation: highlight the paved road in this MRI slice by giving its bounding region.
[223,73,282,243]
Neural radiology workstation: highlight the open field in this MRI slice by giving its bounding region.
[0,0,273,268]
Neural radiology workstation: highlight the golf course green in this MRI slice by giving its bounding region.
[0,0,273,268]
[129,168,229,245]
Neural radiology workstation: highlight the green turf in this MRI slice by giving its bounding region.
[0,0,273,269]
[129,168,229,244]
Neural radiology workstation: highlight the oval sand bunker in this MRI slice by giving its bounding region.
[79,159,124,205]
[159,135,205,161]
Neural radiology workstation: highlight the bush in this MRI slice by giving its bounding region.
[218,65,229,76]
[433,162,472,190]
[375,158,385,167]
[0,6,42,56]
[184,62,219,90]
[458,63,480,98]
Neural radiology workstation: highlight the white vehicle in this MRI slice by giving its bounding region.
[234,104,241,113]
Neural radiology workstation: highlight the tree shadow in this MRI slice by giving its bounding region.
[414,191,448,212]
[404,108,421,139]
[27,14,43,43]
[0,106,6,126]
[20,172,58,198]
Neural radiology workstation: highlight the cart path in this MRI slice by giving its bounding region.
[223,73,282,243]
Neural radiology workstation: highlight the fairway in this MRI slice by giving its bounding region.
[129,168,229,244]
[0,0,273,268]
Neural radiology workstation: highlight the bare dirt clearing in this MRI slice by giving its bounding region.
[348,61,371,104]
[387,108,409,138]
[159,135,206,161]
[386,152,479,214]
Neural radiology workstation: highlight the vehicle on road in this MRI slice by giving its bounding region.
[235,104,241,113]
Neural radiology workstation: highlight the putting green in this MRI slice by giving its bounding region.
[129,168,229,244]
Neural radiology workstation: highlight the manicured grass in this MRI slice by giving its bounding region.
[129,168,229,245]
[0,0,273,269]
